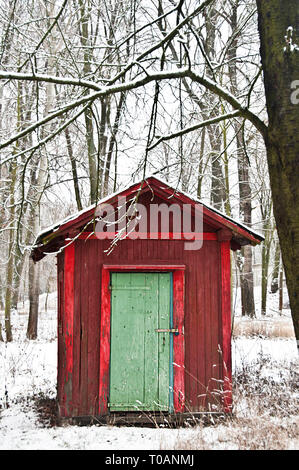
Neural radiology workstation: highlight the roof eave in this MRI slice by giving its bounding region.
[31,176,264,260]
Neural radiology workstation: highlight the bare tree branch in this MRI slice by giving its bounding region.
[148,110,243,150]
[0,66,268,153]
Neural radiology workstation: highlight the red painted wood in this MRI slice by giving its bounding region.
[217,228,232,242]
[58,234,232,417]
[185,245,198,411]
[62,243,75,417]
[36,177,262,255]
[150,178,261,244]
[87,240,100,415]
[78,232,217,240]
[72,239,81,416]
[209,240,222,409]
[172,270,185,413]
[102,264,186,271]
[53,177,249,419]
[195,245,206,410]
[51,178,253,418]
[67,239,101,418]
[220,240,232,412]
[99,266,111,414]
[79,243,89,415]
[57,252,65,415]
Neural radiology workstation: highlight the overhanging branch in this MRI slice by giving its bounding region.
[148,110,243,150]
[0,67,268,152]
[0,70,102,91]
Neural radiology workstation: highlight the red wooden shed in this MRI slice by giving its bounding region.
[31,176,263,424]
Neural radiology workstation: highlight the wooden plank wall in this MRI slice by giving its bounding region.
[62,237,223,417]
[57,251,65,415]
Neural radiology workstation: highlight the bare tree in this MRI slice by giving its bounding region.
[0,0,298,347]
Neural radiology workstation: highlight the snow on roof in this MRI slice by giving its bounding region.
[34,174,264,249]
[150,175,264,241]
[35,184,122,241]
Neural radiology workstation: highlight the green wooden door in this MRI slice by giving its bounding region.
[109,272,172,412]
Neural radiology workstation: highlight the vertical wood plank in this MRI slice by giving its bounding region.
[57,252,65,415]
[157,273,171,410]
[79,243,89,415]
[201,243,211,409]
[87,240,100,415]
[173,269,185,413]
[62,243,75,417]
[221,240,232,412]
[210,241,222,409]
[72,241,81,416]
[144,273,159,409]
[195,247,206,411]
[99,266,111,414]
[185,251,197,411]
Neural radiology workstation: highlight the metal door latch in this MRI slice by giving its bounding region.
[155,328,179,335]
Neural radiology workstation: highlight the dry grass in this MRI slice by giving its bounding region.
[34,393,59,428]
[233,317,295,338]
[170,416,299,450]
[166,347,299,450]
[217,416,298,450]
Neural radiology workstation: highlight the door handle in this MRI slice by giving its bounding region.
[155,328,179,335]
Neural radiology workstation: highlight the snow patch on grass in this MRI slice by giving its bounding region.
[0,300,298,450]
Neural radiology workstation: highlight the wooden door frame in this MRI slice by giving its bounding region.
[99,264,185,415]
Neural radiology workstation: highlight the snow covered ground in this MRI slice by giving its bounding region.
[0,290,298,450]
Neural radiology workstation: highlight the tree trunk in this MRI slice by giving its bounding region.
[11,247,25,310]
[78,0,101,204]
[4,158,17,342]
[0,0,16,342]
[203,5,226,211]
[4,238,14,342]
[240,245,256,317]
[103,92,126,197]
[197,127,206,199]
[261,235,271,315]
[99,97,108,197]
[260,200,273,315]
[64,126,83,211]
[236,131,256,317]
[156,2,225,207]
[25,11,52,338]
[11,271,20,311]
[222,114,231,217]
[85,106,99,203]
[228,2,255,317]
[26,258,39,340]
[271,237,280,294]
[256,0,299,345]
[279,265,284,313]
